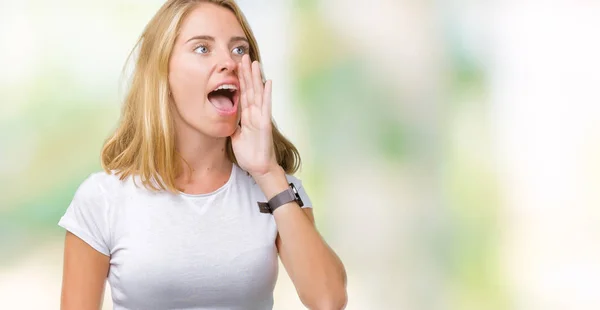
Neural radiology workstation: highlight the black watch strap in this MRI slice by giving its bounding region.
[258,183,304,214]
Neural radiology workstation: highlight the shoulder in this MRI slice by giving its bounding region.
[283,173,303,187]
[233,164,305,187]
[73,170,132,202]
[234,164,313,207]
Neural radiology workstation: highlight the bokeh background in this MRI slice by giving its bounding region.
[1,0,600,309]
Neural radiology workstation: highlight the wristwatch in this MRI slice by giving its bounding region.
[258,183,304,214]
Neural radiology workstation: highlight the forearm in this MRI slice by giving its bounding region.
[254,166,347,309]
[274,204,347,309]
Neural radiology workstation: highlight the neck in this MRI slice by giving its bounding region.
[177,138,230,178]
[174,126,232,184]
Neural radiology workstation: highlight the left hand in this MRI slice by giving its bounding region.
[230,54,278,178]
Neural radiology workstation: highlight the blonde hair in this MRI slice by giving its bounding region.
[101,0,301,192]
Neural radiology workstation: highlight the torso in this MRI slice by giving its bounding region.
[99,164,279,310]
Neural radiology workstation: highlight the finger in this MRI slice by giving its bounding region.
[242,55,255,105]
[237,62,248,110]
[237,65,251,126]
[263,79,272,119]
[252,60,264,109]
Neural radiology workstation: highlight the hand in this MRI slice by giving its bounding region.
[230,55,279,178]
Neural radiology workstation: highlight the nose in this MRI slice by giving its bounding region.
[216,52,236,74]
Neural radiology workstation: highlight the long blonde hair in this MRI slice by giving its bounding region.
[101,0,301,192]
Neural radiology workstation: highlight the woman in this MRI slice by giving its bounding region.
[57,0,347,309]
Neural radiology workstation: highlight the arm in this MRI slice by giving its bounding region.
[232,56,347,308]
[255,166,348,310]
[61,232,110,310]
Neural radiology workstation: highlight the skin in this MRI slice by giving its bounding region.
[61,3,347,310]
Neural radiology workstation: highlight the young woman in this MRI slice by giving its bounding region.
[58,1,347,309]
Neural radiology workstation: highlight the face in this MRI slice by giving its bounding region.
[168,3,248,139]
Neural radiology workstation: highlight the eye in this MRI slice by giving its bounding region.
[232,46,248,55]
[194,45,209,54]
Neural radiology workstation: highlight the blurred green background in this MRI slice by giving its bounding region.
[2,0,600,309]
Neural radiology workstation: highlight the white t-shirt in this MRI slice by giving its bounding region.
[58,163,312,310]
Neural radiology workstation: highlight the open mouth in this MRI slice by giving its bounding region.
[207,84,238,115]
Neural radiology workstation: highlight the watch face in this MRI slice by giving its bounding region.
[289,183,304,207]
[290,183,298,195]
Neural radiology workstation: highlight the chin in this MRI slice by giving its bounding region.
[203,120,238,138]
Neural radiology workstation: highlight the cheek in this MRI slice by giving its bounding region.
[169,55,210,101]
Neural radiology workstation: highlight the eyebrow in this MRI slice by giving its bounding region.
[185,35,249,44]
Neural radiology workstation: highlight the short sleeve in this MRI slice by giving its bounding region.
[285,174,313,209]
[58,173,111,256]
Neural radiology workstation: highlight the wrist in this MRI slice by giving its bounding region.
[252,164,288,200]
[251,162,283,183]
